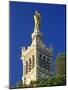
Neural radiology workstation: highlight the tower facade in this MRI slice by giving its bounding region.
[21,11,52,85]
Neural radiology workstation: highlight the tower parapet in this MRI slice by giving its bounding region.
[21,47,26,53]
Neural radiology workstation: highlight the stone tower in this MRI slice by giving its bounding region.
[21,11,52,85]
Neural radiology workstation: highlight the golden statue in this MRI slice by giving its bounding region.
[34,11,40,30]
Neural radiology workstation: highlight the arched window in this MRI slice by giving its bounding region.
[29,57,31,72]
[39,54,42,66]
[46,57,50,70]
[43,56,46,62]
[32,55,35,68]
[25,61,28,74]
[39,54,42,59]
[43,56,46,59]
[42,56,46,68]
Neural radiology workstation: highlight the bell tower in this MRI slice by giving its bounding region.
[21,11,52,85]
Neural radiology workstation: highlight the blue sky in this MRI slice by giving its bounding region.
[10,1,66,88]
